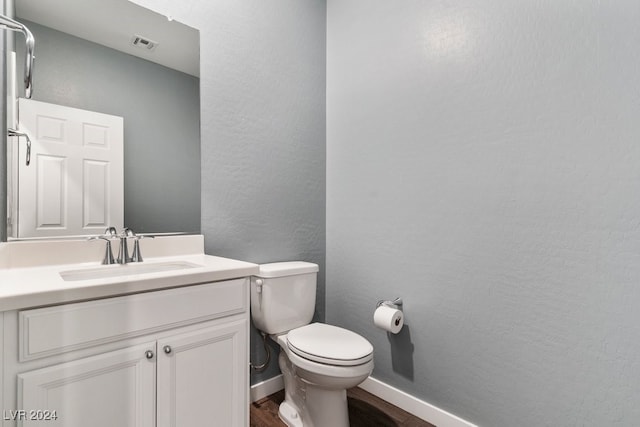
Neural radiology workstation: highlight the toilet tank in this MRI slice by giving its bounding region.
[251,261,319,335]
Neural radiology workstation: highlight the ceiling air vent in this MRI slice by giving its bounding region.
[131,35,159,52]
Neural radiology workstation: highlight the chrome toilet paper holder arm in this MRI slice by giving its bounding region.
[376,297,403,310]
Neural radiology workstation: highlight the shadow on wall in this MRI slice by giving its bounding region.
[388,325,415,381]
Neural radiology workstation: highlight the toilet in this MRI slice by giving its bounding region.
[251,261,374,427]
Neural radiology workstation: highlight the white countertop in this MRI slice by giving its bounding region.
[0,235,259,311]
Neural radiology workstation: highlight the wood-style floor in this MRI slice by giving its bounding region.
[250,387,436,427]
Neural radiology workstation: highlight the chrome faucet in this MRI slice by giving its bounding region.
[90,227,152,265]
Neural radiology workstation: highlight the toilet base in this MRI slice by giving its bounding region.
[278,383,350,427]
[304,385,350,427]
[279,401,303,427]
[273,332,373,427]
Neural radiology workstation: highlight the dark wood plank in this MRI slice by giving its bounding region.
[250,387,436,427]
[347,387,435,427]
[250,390,286,427]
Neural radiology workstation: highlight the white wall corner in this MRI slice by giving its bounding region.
[359,377,478,427]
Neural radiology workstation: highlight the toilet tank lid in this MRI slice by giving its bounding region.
[256,261,319,278]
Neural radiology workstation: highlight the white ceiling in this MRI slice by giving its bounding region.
[16,0,199,77]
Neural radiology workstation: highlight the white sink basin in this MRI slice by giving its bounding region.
[60,261,202,282]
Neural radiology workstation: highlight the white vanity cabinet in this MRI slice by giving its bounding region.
[1,278,249,427]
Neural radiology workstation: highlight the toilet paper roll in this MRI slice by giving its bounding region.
[373,305,404,334]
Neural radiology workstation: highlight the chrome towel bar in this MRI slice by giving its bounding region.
[0,13,35,98]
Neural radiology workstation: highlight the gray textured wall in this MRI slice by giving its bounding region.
[327,1,640,426]
[129,0,327,385]
[15,20,200,234]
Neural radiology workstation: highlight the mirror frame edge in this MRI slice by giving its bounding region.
[1,0,14,243]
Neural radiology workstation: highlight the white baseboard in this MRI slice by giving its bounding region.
[250,374,476,427]
[250,374,284,403]
[359,377,477,427]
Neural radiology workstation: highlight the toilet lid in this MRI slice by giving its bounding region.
[287,323,373,366]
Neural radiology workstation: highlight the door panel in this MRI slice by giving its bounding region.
[17,98,123,238]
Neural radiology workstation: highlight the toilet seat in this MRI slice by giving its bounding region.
[287,323,373,366]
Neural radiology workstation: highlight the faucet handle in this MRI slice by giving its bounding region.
[87,227,117,241]
[131,239,143,262]
[102,240,116,265]
[87,234,116,265]
[130,234,154,263]
[88,235,113,243]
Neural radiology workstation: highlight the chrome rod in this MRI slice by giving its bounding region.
[0,14,35,98]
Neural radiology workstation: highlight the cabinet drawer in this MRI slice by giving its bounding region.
[19,278,248,361]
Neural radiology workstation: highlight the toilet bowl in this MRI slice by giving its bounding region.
[251,262,374,427]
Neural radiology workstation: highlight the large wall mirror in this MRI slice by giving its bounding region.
[5,0,200,240]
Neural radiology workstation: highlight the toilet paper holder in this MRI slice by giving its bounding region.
[376,297,403,310]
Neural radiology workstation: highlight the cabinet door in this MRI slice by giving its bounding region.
[17,342,156,427]
[157,319,248,427]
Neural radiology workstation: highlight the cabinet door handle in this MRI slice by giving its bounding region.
[145,350,155,359]
[163,345,172,355]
